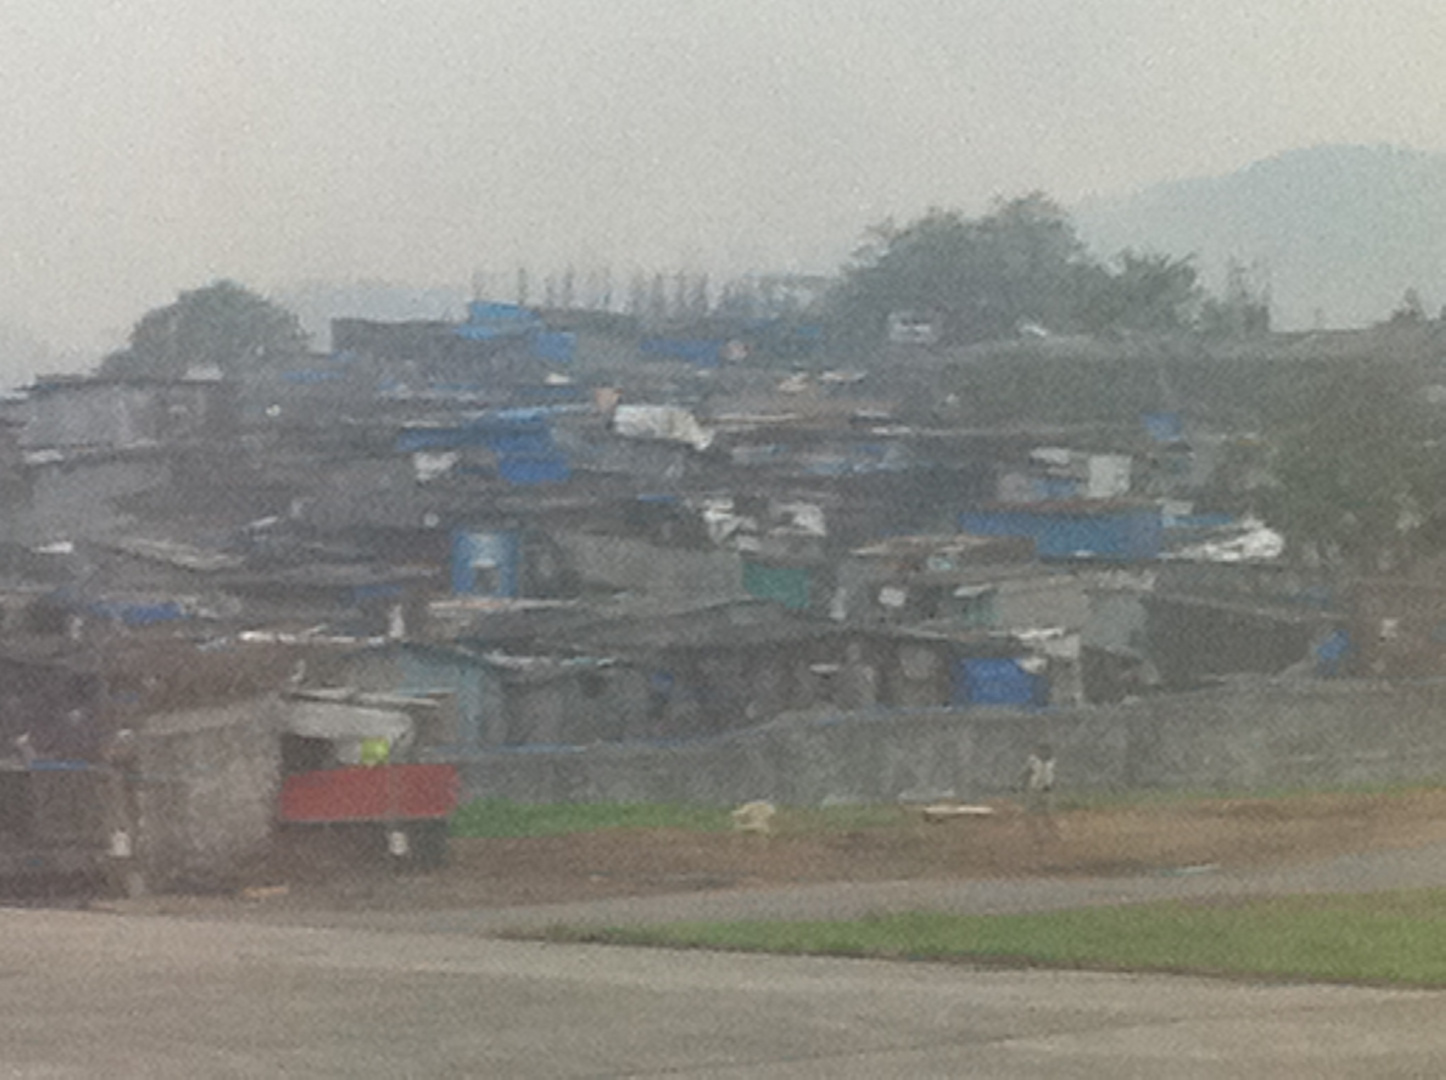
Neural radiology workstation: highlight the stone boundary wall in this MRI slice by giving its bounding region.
[458,679,1446,806]
[551,530,747,605]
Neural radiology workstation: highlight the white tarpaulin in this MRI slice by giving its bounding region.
[412,451,458,483]
[1171,519,1285,563]
[285,702,414,765]
[612,404,714,451]
[1029,446,1073,467]
[699,497,757,547]
[772,501,827,537]
[1086,454,1133,499]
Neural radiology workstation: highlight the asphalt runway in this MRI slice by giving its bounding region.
[3,906,1445,1078]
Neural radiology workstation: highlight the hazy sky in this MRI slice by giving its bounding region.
[6,0,1446,358]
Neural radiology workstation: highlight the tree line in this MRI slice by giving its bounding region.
[827,192,1268,353]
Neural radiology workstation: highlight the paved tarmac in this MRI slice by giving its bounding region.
[4,906,1446,1078]
[10,841,1446,1076]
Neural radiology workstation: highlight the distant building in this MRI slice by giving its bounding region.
[886,310,940,347]
[20,377,233,451]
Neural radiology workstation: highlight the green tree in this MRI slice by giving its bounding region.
[1265,362,1438,570]
[827,193,1093,351]
[102,280,307,380]
[828,195,1217,353]
[1081,250,1202,333]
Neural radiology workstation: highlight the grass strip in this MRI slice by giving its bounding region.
[450,799,908,839]
[557,890,1446,986]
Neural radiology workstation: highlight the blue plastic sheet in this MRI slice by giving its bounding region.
[953,658,1046,707]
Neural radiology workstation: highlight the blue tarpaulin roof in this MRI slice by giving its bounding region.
[466,301,539,324]
[960,505,1162,562]
[398,410,570,485]
[639,337,723,367]
[532,331,576,364]
[455,301,542,342]
[88,600,187,627]
[497,456,571,485]
[953,657,1045,707]
[1143,412,1185,443]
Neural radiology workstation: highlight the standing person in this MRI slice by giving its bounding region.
[1021,742,1059,842]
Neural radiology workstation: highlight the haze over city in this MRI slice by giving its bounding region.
[14,8,1446,1074]
[5,0,1446,367]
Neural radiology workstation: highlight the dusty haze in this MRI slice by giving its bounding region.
[4,0,1446,366]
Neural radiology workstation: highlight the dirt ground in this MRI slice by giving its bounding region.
[213,788,1446,915]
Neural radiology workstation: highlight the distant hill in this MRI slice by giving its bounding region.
[1075,144,1446,331]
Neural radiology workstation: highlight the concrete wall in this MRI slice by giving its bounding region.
[11,458,172,546]
[133,697,283,891]
[551,531,746,606]
[503,667,653,746]
[993,573,1092,631]
[21,381,231,453]
[832,563,1107,634]
[458,678,1446,807]
[1145,596,1319,689]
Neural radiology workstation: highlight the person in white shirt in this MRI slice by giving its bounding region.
[1022,742,1059,841]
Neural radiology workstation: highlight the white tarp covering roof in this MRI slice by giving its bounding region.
[612,404,714,451]
[412,450,458,483]
[285,701,413,745]
[1170,519,1285,563]
[1029,446,1074,467]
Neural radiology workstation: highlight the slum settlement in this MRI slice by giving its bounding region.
[0,299,1434,890]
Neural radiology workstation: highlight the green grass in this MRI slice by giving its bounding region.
[449,799,910,839]
[450,799,734,838]
[559,891,1446,986]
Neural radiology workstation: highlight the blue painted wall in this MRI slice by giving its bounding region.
[451,529,520,597]
[398,648,492,748]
